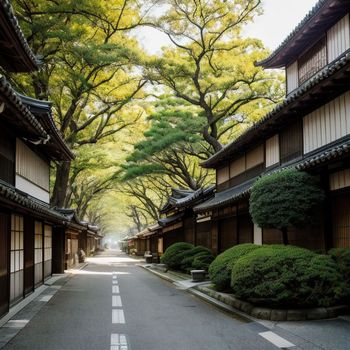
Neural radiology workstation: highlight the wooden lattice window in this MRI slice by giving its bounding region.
[298,38,327,85]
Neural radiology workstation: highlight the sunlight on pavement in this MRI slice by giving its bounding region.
[86,256,143,265]
[67,270,130,276]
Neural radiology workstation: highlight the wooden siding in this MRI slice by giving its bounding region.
[303,91,350,154]
[332,193,350,248]
[230,156,245,177]
[330,169,350,190]
[280,121,303,164]
[286,61,298,94]
[327,14,350,63]
[246,145,264,169]
[16,139,50,191]
[196,221,211,249]
[265,135,279,167]
[0,128,15,185]
[219,217,237,252]
[217,165,229,184]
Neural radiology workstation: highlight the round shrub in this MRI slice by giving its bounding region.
[249,169,325,244]
[328,248,350,285]
[180,246,212,271]
[208,244,261,291]
[231,245,349,308]
[160,242,194,269]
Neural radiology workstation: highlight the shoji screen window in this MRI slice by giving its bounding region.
[34,221,43,285]
[44,225,52,279]
[10,214,24,303]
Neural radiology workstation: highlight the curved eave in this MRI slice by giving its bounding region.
[256,0,350,69]
[0,0,38,72]
[202,51,350,169]
[19,94,75,161]
[0,76,48,139]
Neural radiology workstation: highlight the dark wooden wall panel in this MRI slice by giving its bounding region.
[0,212,10,317]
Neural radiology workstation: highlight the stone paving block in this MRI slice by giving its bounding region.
[270,309,287,321]
[251,307,272,319]
[307,308,327,320]
[287,309,307,321]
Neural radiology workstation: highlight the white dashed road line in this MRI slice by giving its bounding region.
[112,295,122,307]
[259,331,295,348]
[113,280,118,285]
[112,286,119,294]
[112,309,125,324]
[111,333,128,350]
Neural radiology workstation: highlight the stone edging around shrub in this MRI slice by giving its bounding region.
[196,285,350,321]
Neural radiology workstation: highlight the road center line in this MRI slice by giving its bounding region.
[111,333,128,350]
[113,275,117,280]
[112,280,118,285]
[112,309,125,324]
[112,295,122,307]
[259,331,295,348]
[112,286,119,294]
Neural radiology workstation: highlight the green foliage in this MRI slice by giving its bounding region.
[160,242,194,269]
[179,246,213,271]
[250,169,325,233]
[192,254,215,271]
[328,248,350,285]
[208,244,261,291]
[231,245,349,307]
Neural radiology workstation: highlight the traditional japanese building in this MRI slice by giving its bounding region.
[0,1,100,318]
[195,0,350,253]
[159,186,214,251]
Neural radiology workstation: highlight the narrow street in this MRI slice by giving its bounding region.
[1,250,349,350]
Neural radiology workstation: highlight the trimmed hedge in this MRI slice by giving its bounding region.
[192,254,214,271]
[231,245,349,308]
[208,244,261,291]
[160,242,214,272]
[328,248,350,285]
[180,246,212,271]
[160,242,194,269]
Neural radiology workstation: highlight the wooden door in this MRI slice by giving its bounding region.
[24,217,34,295]
[196,221,212,249]
[0,212,9,317]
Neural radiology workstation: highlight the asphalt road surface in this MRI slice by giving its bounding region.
[3,251,350,350]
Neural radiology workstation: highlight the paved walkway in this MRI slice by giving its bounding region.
[0,250,350,350]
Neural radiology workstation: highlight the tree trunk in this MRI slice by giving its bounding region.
[281,227,289,245]
[51,161,71,208]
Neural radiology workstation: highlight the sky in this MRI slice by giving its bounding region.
[133,0,319,54]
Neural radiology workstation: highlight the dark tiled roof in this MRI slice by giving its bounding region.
[160,186,215,213]
[0,76,48,139]
[0,180,65,221]
[19,94,75,161]
[296,139,350,170]
[256,0,350,68]
[0,0,39,71]
[194,180,254,213]
[202,51,350,168]
[158,212,184,227]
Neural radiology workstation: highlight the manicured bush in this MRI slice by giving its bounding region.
[180,246,212,271]
[231,245,349,308]
[192,254,214,271]
[250,169,325,244]
[208,244,261,291]
[160,242,194,269]
[328,248,350,285]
